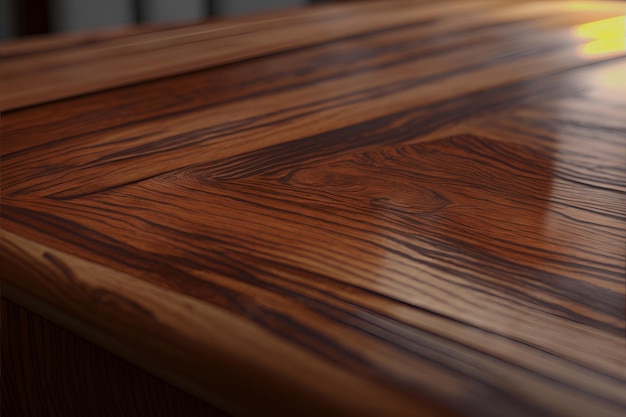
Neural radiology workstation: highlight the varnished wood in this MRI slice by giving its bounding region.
[1,1,625,417]
[1,233,451,417]
[0,0,623,111]
[1,298,231,417]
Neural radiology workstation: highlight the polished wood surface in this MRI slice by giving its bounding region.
[1,1,625,416]
[0,1,498,111]
[1,298,231,417]
[1,0,624,111]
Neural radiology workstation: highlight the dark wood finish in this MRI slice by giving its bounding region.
[1,298,231,417]
[1,1,625,417]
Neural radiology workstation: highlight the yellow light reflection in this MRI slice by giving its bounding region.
[573,15,626,59]
[581,38,626,56]
[575,16,626,40]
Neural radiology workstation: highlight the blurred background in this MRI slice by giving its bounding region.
[0,0,333,40]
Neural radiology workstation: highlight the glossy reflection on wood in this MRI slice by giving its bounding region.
[1,1,625,417]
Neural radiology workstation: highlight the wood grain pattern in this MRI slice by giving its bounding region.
[1,1,625,417]
[1,232,453,417]
[0,0,623,110]
[1,298,232,417]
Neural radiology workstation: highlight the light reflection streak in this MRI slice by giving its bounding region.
[572,15,625,58]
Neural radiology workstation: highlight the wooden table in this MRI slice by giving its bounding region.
[2,1,625,416]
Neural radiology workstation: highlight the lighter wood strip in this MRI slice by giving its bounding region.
[0,230,454,417]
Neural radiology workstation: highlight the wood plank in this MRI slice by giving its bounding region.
[1,3,591,156]
[1,1,625,416]
[0,0,622,110]
[1,232,454,417]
